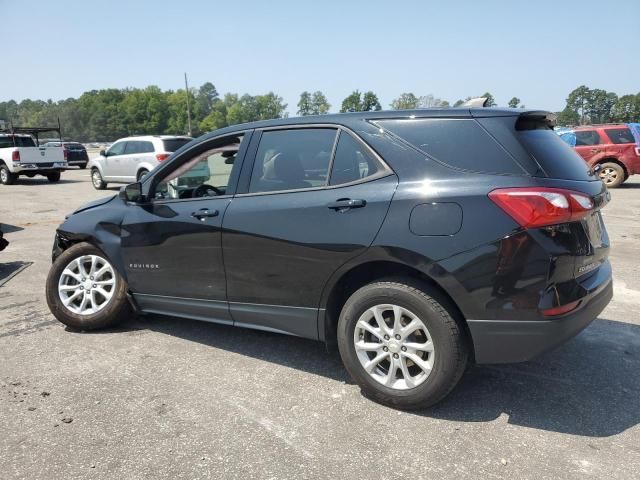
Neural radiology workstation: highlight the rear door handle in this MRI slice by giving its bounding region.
[191,208,219,220]
[327,198,366,211]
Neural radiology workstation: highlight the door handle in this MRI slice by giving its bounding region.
[191,208,219,220]
[590,148,601,153]
[327,198,366,211]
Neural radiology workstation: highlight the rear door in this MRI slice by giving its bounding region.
[221,126,397,338]
[602,127,640,174]
[122,140,144,181]
[574,130,605,165]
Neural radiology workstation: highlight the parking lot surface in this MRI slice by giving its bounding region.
[1,168,639,479]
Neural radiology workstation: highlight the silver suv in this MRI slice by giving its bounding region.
[88,135,192,189]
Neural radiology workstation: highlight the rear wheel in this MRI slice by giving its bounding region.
[598,162,625,188]
[91,168,107,190]
[47,172,61,182]
[337,280,468,409]
[46,242,131,330]
[0,165,17,185]
[79,162,87,170]
[137,169,149,181]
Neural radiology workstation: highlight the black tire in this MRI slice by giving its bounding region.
[137,169,149,181]
[79,162,87,170]
[0,164,17,185]
[598,162,625,188]
[91,168,107,190]
[337,279,468,409]
[46,242,132,331]
[47,172,61,182]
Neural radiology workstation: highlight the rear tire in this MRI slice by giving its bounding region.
[137,169,149,181]
[46,242,131,331]
[598,162,624,188]
[47,172,61,182]
[91,168,107,190]
[337,279,468,409]
[79,162,87,170]
[0,165,17,185]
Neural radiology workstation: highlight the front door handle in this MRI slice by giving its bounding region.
[191,208,219,221]
[327,198,366,211]
[590,148,601,153]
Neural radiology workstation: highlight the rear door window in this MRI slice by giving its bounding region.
[574,130,601,146]
[329,131,383,185]
[248,128,337,193]
[374,118,526,175]
[605,128,635,144]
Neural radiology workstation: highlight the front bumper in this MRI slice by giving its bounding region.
[468,269,613,364]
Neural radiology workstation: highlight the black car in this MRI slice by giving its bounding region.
[45,108,612,409]
[43,141,89,168]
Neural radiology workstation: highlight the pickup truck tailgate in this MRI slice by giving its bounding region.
[18,146,65,165]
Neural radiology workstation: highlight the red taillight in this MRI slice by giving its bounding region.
[156,153,170,161]
[488,187,594,228]
[542,299,580,317]
[63,149,68,160]
[11,151,20,162]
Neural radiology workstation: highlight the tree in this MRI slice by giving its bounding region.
[391,93,419,110]
[586,89,617,124]
[611,94,640,122]
[440,100,450,108]
[297,91,313,116]
[556,106,579,126]
[340,90,362,113]
[310,91,331,114]
[194,82,219,121]
[508,97,520,108]
[566,85,591,124]
[362,91,382,111]
[453,99,464,107]
[480,92,496,107]
[418,94,446,108]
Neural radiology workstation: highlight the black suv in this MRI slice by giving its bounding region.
[43,141,89,168]
[45,109,612,409]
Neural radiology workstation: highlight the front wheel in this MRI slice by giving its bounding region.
[137,169,149,181]
[0,165,17,185]
[598,162,625,188]
[91,168,107,190]
[337,280,468,409]
[46,242,132,330]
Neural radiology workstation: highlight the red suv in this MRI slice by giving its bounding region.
[572,124,640,188]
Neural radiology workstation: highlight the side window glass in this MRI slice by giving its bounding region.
[154,135,243,200]
[329,132,381,185]
[606,128,634,144]
[575,131,601,146]
[248,128,337,193]
[108,142,126,156]
[124,141,140,154]
[141,141,155,153]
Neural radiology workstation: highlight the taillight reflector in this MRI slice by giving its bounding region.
[542,299,580,317]
[11,151,20,162]
[489,187,594,229]
[156,153,170,161]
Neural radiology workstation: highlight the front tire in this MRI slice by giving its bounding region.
[598,162,625,188]
[46,242,132,330]
[337,280,468,409]
[0,165,17,185]
[91,168,107,190]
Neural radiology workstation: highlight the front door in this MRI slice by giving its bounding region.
[222,127,397,338]
[120,132,250,323]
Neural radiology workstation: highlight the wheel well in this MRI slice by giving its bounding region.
[596,158,628,177]
[323,261,473,356]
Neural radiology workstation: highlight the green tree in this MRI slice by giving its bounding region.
[453,99,464,107]
[310,91,331,114]
[480,92,497,107]
[418,94,446,108]
[362,91,382,111]
[194,82,219,121]
[611,94,640,122]
[391,93,419,110]
[556,106,579,126]
[340,90,362,113]
[566,85,591,124]
[508,97,520,108]
[297,91,313,116]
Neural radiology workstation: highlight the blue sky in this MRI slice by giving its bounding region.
[2,0,639,113]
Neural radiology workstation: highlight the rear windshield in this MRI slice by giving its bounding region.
[64,143,85,150]
[517,127,594,181]
[374,118,526,175]
[605,128,635,144]
[163,138,191,152]
[0,135,36,148]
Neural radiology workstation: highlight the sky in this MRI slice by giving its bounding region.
[1,0,639,114]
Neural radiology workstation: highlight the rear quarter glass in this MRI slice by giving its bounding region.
[163,138,192,152]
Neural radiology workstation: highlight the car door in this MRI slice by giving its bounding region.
[222,127,398,339]
[119,131,251,324]
[122,140,143,181]
[574,130,604,166]
[103,141,128,179]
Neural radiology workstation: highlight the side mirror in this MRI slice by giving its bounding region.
[119,182,144,203]
[99,149,107,157]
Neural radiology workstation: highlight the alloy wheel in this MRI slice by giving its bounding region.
[92,170,102,188]
[58,255,116,315]
[599,167,618,185]
[353,304,435,390]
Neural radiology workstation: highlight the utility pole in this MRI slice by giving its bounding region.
[184,72,192,136]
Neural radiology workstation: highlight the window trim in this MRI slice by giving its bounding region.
[236,123,393,198]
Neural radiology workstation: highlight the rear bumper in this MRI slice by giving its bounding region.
[468,272,613,364]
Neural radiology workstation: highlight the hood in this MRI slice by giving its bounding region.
[71,194,116,216]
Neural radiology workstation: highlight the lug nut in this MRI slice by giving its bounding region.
[401,346,407,352]
[383,346,388,352]
[80,286,84,290]
[384,335,390,340]
[395,334,401,340]
[93,284,97,288]
[90,276,94,280]
[393,353,399,359]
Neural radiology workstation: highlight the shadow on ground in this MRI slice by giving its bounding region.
[97,315,639,438]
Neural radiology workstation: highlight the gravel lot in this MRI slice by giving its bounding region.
[1,168,639,480]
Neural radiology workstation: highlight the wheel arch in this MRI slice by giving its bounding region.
[320,257,473,358]
[595,157,628,177]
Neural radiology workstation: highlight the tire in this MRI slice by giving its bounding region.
[337,279,468,409]
[91,168,107,190]
[0,165,17,185]
[46,242,132,331]
[47,172,61,182]
[79,162,87,170]
[137,169,149,181]
[598,162,625,188]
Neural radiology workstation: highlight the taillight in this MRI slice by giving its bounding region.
[156,153,170,161]
[63,149,68,160]
[11,151,20,162]
[635,147,640,157]
[542,299,580,317]
[488,187,594,229]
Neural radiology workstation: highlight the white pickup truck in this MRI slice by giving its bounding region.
[0,127,68,185]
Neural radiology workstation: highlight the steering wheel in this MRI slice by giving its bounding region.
[192,184,223,198]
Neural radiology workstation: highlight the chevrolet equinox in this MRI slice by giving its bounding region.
[45,108,613,409]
